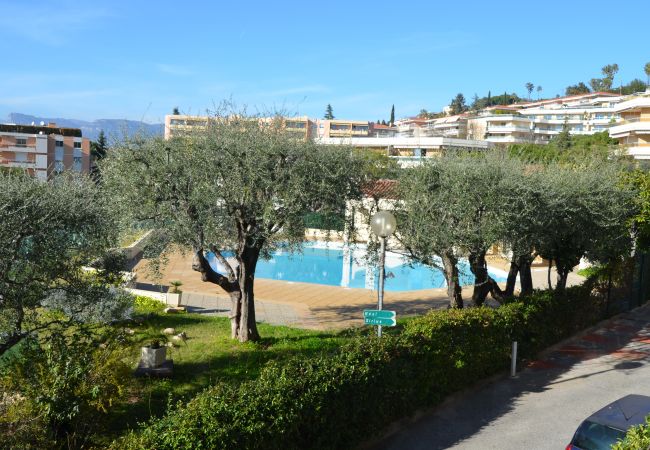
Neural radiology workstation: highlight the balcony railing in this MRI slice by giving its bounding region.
[487,126,531,132]
[1,160,36,167]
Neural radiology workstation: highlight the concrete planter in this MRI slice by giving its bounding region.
[166,292,182,307]
[141,345,167,368]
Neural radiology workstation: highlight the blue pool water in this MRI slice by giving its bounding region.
[208,243,506,292]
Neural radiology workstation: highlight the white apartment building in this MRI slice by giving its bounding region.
[465,92,625,144]
[609,92,650,159]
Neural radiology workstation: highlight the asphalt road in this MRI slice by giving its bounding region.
[375,305,650,450]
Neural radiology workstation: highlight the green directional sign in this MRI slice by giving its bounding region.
[363,310,396,327]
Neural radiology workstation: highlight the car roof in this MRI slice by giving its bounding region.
[587,395,650,430]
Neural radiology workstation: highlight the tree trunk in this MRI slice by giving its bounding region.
[519,257,533,296]
[556,265,570,291]
[547,258,553,290]
[504,259,519,298]
[469,250,491,306]
[191,248,242,340]
[442,251,463,308]
[505,250,534,298]
[237,246,261,342]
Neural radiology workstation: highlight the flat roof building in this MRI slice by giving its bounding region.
[609,92,650,159]
[0,123,90,179]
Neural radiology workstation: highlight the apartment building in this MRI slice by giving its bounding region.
[609,92,650,159]
[369,123,397,137]
[519,92,623,143]
[464,92,625,144]
[164,114,210,139]
[426,114,468,138]
[317,119,370,138]
[316,135,492,160]
[0,123,90,179]
[165,114,317,139]
[395,118,429,137]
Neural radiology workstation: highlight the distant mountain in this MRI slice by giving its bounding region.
[5,113,164,141]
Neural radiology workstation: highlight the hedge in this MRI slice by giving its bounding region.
[114,285,607,449]
[612,415,650,449]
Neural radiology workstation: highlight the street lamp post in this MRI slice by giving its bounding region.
[370,211,397,337]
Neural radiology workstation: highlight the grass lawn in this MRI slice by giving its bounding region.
[103,304,351,442]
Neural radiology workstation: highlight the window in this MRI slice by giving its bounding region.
[73,157,82,172]
[73,141,81,148]
[16,138,27,147]
[572,421,625,450]
[15,152,27,162]
[55,148,64,161]
[54,161,64,173]
[55,140,64,147]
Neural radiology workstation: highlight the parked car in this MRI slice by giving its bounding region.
[567,394,650,450]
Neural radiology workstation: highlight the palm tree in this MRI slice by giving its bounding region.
[525,82,534,100]
[536,85,543,100]
[645,62,650,87]
[170,280,183,293]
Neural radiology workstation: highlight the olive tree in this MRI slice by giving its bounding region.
[396,153,517,307]
[0,172,126,357]
[535,162,635,290]
[103,112,368,342]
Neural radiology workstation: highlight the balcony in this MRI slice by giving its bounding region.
[486,135,530,143]
[1,160,36,168]
[0,145,42,153]
[486,125,531,133]
[531,117,584,124]
[627,144,650,160]
[609,120,650,139]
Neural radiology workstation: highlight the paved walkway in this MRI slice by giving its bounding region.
[133,250,583,330]
[374,303,650,450]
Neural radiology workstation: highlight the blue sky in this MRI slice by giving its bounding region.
[1,0,648,124]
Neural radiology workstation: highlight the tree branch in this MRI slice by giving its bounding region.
[192,248,238,291]
[209,245,237,282]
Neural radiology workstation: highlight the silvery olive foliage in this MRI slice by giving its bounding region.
[0,171,126,356]
[102,106,371,341]
[395,152,635,306]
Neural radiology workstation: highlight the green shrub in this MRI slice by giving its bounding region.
[0,331,131,448]
[114,286,611,449]
[612,415,650,449]
[133,295,166,314]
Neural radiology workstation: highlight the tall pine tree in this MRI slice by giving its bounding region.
[389,104,395,126]
[324,104,334,120]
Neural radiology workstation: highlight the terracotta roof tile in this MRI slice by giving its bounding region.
[362,179,399,199]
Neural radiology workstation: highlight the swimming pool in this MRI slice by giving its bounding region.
[207,242,507,292]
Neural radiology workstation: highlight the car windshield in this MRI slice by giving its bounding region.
[572,421,626,450]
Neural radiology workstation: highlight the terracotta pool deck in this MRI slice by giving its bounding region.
[133,251,582,330]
